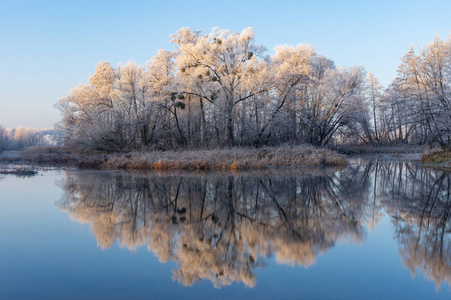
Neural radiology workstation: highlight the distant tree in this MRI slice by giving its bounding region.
[0,125,9,152]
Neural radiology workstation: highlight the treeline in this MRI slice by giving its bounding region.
[56,28,451,152]
[0,126,60,152]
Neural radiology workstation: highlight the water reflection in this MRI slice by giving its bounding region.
[376,162,451,289]
[56,162,451,289]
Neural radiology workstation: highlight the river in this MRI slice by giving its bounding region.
[1,157,450,299]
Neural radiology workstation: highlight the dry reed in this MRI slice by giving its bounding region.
[99,145,347,171]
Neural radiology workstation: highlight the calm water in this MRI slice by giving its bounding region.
[1,160,451,299]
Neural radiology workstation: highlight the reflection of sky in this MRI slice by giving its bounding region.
[0,170,451,299]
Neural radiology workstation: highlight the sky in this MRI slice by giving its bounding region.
[0,0,450,129]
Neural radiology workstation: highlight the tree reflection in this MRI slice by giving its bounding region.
[379,163,451,289]
[57,163,451,289]
[57,168,372,288]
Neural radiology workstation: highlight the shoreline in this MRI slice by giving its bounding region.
[4,145,444,172]
[421,150,451,171]
[0,145,347,171]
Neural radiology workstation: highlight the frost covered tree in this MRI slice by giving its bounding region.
[56,83,101,150]
[116,61,148,147]
[366,72,384,143]
[171,27,266,146]
[250,44,313,145]
[394,35,451,149]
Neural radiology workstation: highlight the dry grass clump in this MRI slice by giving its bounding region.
[77,157,108,169]
[98,145,347,171]
[20,146,78,165]
[421,150,451,164]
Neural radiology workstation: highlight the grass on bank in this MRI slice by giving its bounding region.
[102,145,347,171]
[1,145,347,171]
[421,150,451,164]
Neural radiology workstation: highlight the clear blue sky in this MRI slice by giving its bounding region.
[0,0,450,128]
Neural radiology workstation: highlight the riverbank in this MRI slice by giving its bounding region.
[0,145,347,171]
[334,144,425,155]
[421,150,451,170]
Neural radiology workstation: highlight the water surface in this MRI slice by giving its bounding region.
[1,160,451,299]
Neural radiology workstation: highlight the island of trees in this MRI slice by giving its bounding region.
[1,28,450,168]
[51,28,451,153]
